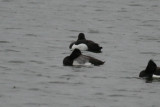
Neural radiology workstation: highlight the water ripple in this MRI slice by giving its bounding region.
[94,92,104,96]
[90,76,107,79]
[108,94,126,97]
[1,0,12,2]
[88,29,100,34]
[8,60,25,64]
[48,81,84,86]
[59,74,77,79]
[29,60,45,64]
[68,29,84,33]
[140,52,160,55]
[48,81,69,85]
[4,27,22,30]
[128,4,143,7]
[24,102,48,106]
[0,41,10,43]
[0,65,11,70]
[25,34,38,37]
[28,88,40,91]
[4,49,20,52]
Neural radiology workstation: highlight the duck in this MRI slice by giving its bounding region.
[69,33,102,53]
[63,49,105,66]
[139,60,160,79]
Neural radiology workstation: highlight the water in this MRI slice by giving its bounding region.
[0,0,160,107]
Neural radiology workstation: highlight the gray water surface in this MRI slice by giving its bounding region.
[0,0,160,107]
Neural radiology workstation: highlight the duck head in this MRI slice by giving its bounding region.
[78,33,86,40]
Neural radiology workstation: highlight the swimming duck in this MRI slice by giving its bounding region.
[63,49,105,66]
[69,33,102,53]
[139,60,160,78]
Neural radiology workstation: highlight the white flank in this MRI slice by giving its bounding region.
[71,44,88,51]
[73,61,92,66]
[73,55,92,66]
[73,61,81,65]
[84,62,92,66]
[153,74,160,78]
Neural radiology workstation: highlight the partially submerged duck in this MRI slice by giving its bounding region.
[63,49,105,66]
[139,60,160,79]
[69,33,102,53]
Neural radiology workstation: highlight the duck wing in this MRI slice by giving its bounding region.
[86,55,104,66]
[154,67,160,75]
[85,40,102,52]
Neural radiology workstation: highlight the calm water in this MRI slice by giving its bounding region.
[0,0,160,107]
